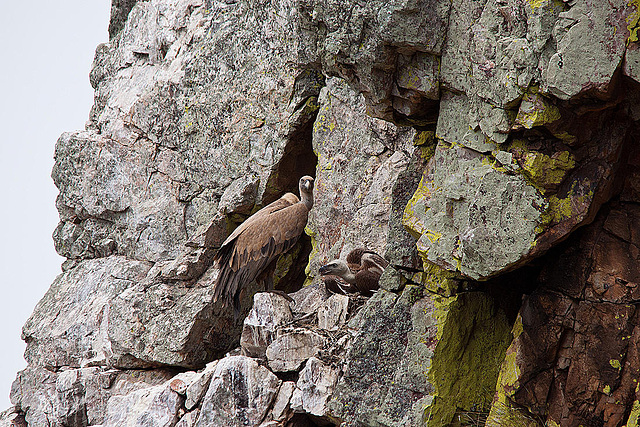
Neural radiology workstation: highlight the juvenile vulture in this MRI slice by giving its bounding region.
[213,176,314,316]
[319,248,388,296]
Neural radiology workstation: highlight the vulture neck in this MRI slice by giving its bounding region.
[341,270,356,284]
[300,187,313,210]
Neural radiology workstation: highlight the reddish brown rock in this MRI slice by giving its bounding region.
[492,200,640,427]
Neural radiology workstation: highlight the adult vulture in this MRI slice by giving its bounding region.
[319,248,388,296]
[213,175,314,316]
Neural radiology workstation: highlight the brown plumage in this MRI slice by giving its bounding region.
[319,248,388,296]
[213,176,314,316]
[346,248,388,272]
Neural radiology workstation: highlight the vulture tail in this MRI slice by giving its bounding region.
[213,241,258,320]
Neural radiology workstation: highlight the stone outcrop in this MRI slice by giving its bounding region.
[6,0,640,426]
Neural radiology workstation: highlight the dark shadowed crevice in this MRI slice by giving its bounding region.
[264,91,321,294]
[263,114,319,204]
[286,413,338,427]
[483,261,545,324]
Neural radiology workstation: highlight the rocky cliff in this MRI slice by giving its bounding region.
[3,0,640,426]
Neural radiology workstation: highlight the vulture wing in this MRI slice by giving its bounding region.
[346,248,366,266]
[364,251,389,269]
[219,193,299,248]
[323,275,358,295]
[213,195,309,313]
[354,268,382,296]
[346,248,389,271]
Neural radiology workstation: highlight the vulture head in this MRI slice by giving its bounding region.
[299,175,314,209]
[319,259,356,284]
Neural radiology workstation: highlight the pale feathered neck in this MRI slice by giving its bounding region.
[299,182,313,210]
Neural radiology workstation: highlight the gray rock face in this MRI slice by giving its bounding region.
[405,142,545,280]
[52,131,183,262]
[175,410,199,427]
[307,77,415,277]
[0,407,25,427]
[327,286,433,426]
[290,357,339,417]
[271,381,296,423]
[305,0,451,120]
[317,294,349,331]
[541,0,634,100]
[288,282,330,316]
[22,256,152,369]
[10,365,175,427]
[184,361,218,410]
[105,266,248,368]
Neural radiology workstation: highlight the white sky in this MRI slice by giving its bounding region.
[0,1,111,409]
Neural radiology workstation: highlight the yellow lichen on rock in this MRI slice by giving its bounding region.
[625,399,640,427]
[485,314,541,427]
[627,0,640,44]
[303,225,319,282]
[535,180,594,233]
[422,293,512,426]
[520,149,576,189]
[402,174,432,239]
[514,90,561,130]
[609,359,622,370]
[414,259,460,296]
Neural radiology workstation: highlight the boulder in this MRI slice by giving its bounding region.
[175,410,199,427]
[103,381,184,427]
[185,361,219,410]
[271,381,296,423]
[266,330,327,373]
[194,356,281,427]
[10,365,175,427]
[21,256,151,369]
[317,294,349,331]
[240,293,294,358]
[0,407,25,427]
[290,357,339,417]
